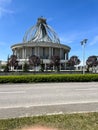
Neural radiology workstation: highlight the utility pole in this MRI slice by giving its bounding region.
[80,39,88,74]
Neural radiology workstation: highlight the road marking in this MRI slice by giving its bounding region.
[76,88,98,91]
[0,101,98,109]
[0,91,25,94]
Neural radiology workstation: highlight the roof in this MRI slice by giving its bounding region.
[23,17,60,44]
[11,41,71,51]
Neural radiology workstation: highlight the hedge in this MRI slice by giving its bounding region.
[0,74,98,83]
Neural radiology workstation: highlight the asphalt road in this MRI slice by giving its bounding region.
[0,82,98,119]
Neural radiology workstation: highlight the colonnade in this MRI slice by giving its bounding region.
[13,46,69,60]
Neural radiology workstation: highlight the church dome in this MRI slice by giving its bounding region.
[23,17,60,44]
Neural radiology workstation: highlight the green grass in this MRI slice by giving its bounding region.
[0,112,98,130]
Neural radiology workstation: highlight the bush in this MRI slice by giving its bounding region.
[0,74,98,83]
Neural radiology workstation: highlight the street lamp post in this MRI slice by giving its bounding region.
[80,39,88,74]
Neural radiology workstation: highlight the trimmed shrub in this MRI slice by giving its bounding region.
[0,74,98,83]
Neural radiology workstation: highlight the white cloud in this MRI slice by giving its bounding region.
[59,32,80,44]
[0,7,13,17]
[0,0,13,18]
[60,37,73,44]
[90,35,98,46]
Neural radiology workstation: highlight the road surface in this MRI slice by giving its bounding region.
[0,82,98,119]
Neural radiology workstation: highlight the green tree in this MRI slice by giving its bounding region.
[8,55,18,71]
[86,55,98,72]
[23,62,29,72]
[67,56,80,70]
[4,63,9,72]
[29,55,40,71]
[50,55,60,71]
[4,56,10,72]
[40,60,44,72]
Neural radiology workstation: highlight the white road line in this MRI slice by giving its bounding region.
[0,91,25,94]
[76,88,98,91]
[0,101,98,109]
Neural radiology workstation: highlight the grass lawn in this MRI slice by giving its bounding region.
[0,112,98,130]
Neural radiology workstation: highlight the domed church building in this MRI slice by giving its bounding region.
[11,17,71,71]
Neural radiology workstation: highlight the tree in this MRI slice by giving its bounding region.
[67,56,80,70]
[4,63,9,72]
[50,55,60,71]
[86,55,98,72]
[8,55,18,71]
[4,56,10,72]
[40,60,44,72]
[23,62,29,72]
[29,55,40,71]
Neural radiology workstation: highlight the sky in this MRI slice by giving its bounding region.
[0,0,98,64]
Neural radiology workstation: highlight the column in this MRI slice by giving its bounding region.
[17,49,19,59]
[49,47,51,59]
[65,62,66,70]
[24,48,27,59]
[12,50,15,55]
[65,53,66,60]
[14,49,17,55]
[52,48,53,56]
[35,47,37,56]
[66,52,68,60]
[60,48,62,59]
[22,48,25,59]
[38,47,39,57]
[45,63,46,71]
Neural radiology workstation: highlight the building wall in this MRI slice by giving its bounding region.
[11,44,70,71]
[26,47,32,58]
[13,46,69,60]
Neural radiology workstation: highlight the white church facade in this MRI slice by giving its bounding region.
[11,17,71,71]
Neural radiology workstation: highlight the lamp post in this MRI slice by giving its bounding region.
[80,39,88,74]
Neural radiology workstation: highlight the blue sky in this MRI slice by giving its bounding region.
[0,0,98,64]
